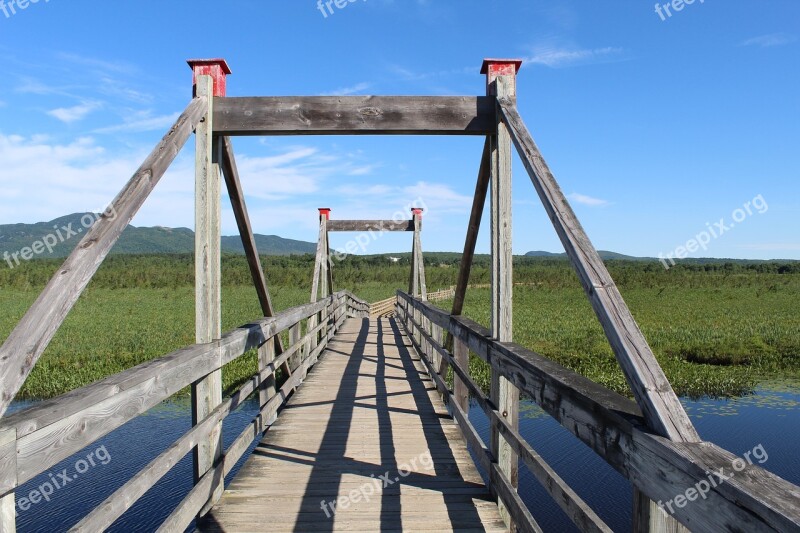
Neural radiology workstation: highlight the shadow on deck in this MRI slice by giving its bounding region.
[198,317,505,533]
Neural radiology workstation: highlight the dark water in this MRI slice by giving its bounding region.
[9,380,800,532]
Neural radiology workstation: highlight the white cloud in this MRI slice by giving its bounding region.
[47,101,102,123]
[524,45,624,68]
[741,33,797,48]
[568,193,609,207]
[94,111,180,134]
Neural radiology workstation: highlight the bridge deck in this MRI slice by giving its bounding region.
[199,317,505,532]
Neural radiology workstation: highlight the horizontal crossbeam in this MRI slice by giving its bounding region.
[213,96,496,136]
[326,220,415,232]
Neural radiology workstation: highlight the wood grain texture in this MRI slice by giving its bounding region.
[213,96,496,136]
[199,318,506,533]
[497,99,698,444]
[192,77,223,517]
[398,292,800,533]
[490,76,518,530]
[0,96,207,418]
[327,220,415,232]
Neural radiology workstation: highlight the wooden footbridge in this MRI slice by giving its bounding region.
[1,58,798,533]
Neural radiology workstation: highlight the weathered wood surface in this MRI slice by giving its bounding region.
[0,293,364,488]
[490,75,518,530]
[327,220,415,232]
[0,96,208,418]
[496,99,698,444]
[399,301,610,533]
[199,318,506,533]
[398,292,800,533]
[213,96,497,136]
[192,76,224,517]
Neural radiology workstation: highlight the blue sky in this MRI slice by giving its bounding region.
[0,0,797,259]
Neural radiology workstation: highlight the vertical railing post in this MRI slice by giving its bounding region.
[289,322,302,378]
[188,58,230,517]
[0,427,16,533]
[258,336,277,425]
[453,337,469,414]
[483,58,521,530]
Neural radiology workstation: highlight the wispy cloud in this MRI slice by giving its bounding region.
[741,33,797,48]
[47,101,102,123]
[94,111,180,134]
[568,193,610,207]
[523,44,624,68]
[320,82,372,96]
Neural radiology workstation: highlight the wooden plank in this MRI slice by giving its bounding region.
[258,336,276,423]
[496,99,699,444]
[0,492,13,533]
[201,318,505,532]
[634,490,689,533]
[398,293,800,533]
[213,96,496,136]
[0,96,208,418]
[327,219,415,232]
[490,75,518,530]
[192,76,223,518]
[452,337,470,416]
[0,428,15,533]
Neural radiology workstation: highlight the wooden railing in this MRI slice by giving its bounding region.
[396,291,800,533]
[0,291,369,532]
[369,288,455,318]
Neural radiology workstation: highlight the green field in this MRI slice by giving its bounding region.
[1,254,798,400]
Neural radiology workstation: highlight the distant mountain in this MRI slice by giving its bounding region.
[0,213,317,259]
[525,250,648,261]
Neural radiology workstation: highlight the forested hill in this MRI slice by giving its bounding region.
[0,213,317,258]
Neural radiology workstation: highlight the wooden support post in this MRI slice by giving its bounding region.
[484,58,521,530]
[412,208,427,301]
[289,322,302,376]
[453,337,470,414]
[634,490,690,533]
[189,61,228,518]
[258,336,277,425]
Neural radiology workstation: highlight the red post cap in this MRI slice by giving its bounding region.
[187,59,232,97]
[318,208,332,220]
[411,208,424,218]
[481,59,522,95]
